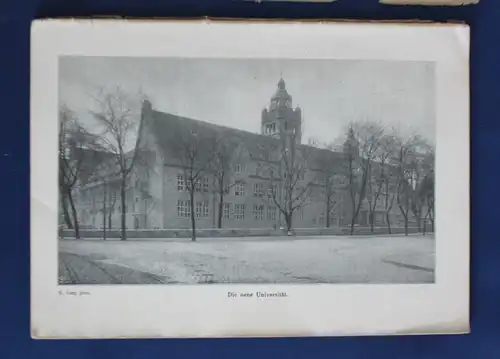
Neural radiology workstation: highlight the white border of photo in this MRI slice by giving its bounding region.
[30,19,470,339]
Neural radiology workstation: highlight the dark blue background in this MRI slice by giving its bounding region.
[1,0,496,358]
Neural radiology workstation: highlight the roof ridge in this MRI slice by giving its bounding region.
[150,109,279,141]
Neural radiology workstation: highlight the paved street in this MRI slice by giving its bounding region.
[58,235,435,285]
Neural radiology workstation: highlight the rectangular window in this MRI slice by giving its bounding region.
[177,174,185,191]
[234,183,245,196]
[265,123,276,134]
[255,163,262,177]
[223,203,231,220]
[177,200,191,218]
[235,164,243,173]
[234,204,245,220]
[196,202,202,218]
[268,185,277,199]
[267,207,276,221]
[133,196,140,213]
[202,177,209,192]
[253,183,264,197]
[194,179,201,192]
[203,201,209,217]
[253,205,264,220]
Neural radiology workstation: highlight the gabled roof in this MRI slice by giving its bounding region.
[142,106,345,172]
[145,109,283,163]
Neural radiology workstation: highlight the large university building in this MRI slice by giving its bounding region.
[74,78,406,230]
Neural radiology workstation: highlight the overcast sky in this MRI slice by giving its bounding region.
[59,56,435,144]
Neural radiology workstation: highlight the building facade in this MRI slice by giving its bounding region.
[74,78,410,230]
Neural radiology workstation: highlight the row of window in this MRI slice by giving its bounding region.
[177,200,210,218]
[84,196,146,215]
[176,175,279,199]
[177,175,210,192]
[253,183,277,198]
[176,201,278,221]
[249,204,277,221]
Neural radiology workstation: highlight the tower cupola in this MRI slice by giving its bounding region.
[261,77,302,144]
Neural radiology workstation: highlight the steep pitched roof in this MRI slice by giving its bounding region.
[142,107,345,171]
[145,110,282,162]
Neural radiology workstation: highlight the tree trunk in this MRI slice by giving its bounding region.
[350,189,365,236]
[61,192,73,229]
[144,198,149,230]
[325,199,331,228]
[67,188,80,239]
[350,203,362,235]
[102,185,107,240]
[385,212,392,234]
[285,214,293,232]
[414,211,421,233]
[212,192,216,228]
[217,191,224,229]
[369,210,375,233]
[404,214,409,236]
[120,176,127,241]
[108,203,113,230]
[190,190,196,241]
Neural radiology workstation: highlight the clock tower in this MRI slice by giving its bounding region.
[261,77,302,145]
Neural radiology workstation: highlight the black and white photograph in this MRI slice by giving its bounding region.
[58,57,436,285]
[31,20,469,338]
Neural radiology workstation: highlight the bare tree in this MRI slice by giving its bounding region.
[422,170,435,233]
[414,145,435,234]
[366,133,398,233]
[130,159,158,229]
[393,133,423,236]
[383,171,399,234]
[314,145,344,228]
[59,104,98,239]
[100,181,109,240]
[107,190,118,230]
[170,123,215,241]
[94,165,120,239]
[343,121,385,235]
[89,86,146,240]
[209,135,242,228]
[269,131,313,233]
[365,163,383,233]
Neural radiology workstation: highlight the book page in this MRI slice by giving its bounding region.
[31,19,470,339]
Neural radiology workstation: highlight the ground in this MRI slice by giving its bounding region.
[58,235,435,285]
